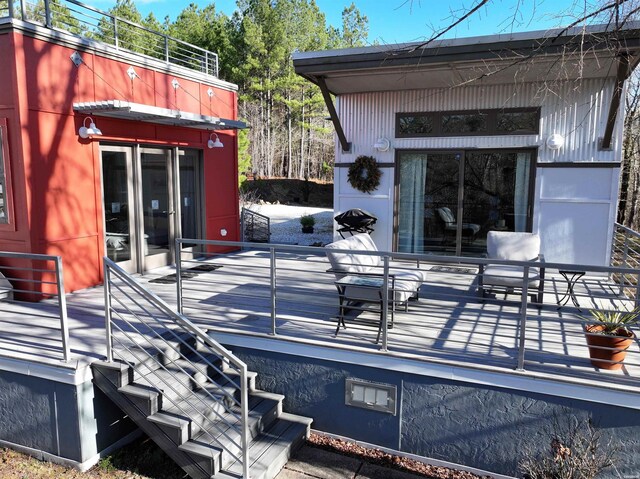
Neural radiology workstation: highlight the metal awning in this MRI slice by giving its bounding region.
[73,100,246,130]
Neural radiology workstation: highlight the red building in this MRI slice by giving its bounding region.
[0,4,244,294]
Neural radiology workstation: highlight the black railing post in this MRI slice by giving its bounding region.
[44,0,51,27]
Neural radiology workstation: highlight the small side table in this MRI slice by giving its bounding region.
[334,275,393,343]
[557,270,585,310]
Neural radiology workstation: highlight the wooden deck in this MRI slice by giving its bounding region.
[1,248,639,391]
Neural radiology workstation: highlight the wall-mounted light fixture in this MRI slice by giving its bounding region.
[78,117,102,139]
[208,133,224,149]
[373,138,390,152]
[546,133,565,150]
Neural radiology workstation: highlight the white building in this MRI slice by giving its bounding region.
[294,24,640,266]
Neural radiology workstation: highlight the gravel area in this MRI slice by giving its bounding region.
[246,203,334,246]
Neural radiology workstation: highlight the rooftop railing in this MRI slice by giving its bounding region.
[173,238,640,390]
[1,0,219,77]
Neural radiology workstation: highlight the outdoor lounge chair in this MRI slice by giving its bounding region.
[437,207,480,244]
[325,233,427,309]
[478,231,545,305]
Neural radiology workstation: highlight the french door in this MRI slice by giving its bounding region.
[101,145,203,273]
[396,149,535,256]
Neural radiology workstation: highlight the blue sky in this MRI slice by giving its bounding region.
[87,0,600,44]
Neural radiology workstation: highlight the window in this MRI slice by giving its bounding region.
[496,110,539,134]
[442,112,488,134]
[395,108,540,137]
[397,113,433,136]
[0,120,9,224]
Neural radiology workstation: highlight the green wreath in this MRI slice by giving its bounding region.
[347,155,381,194]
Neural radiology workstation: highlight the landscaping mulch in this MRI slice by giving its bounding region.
[307,433,491,479]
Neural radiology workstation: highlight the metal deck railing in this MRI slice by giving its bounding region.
[174,238,640,389]
[241,207,271,243]
[611,222,640,299]
[103,258,249,478]
[1,0,219,77]
[0,250,69,362]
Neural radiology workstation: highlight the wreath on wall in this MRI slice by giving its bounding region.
[347,155,382,194]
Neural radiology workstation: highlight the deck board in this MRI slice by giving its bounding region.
[1,249,639,390]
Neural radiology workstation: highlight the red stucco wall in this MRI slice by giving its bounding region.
[0,30,239,294]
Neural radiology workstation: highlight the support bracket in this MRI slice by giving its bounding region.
[600,54,630,150]
[317,77,351,153]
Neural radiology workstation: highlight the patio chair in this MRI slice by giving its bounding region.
[478,231,545,306]
[436,207,480,244]
[325,233,427,311]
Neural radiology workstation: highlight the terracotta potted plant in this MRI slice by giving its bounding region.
[582,307,639,370]
[300,214,315,234]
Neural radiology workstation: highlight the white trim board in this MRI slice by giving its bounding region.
[0,356,94,385]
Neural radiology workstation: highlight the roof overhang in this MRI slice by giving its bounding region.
[293,23,640,152]
[293,23,640,95]
[73,100,246,131]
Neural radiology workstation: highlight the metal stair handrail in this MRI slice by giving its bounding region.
[103,257,250,478]
[241,207,271,243]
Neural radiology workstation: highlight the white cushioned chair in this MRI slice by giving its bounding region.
[325,233,427,308]
[437,207,480,243]
[479,231,545,305]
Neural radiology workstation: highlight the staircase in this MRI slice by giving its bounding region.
[96,258,312,479]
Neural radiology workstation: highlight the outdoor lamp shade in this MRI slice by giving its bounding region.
[208,133,224,148]
[373,138,390,151]
[78,117,102,139]
[546,133,564,150]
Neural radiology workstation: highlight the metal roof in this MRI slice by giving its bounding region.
[293,22,640,95]
[73,100,246,131]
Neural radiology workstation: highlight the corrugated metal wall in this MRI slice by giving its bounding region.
[335,79,619,164]
[333,79,622,262]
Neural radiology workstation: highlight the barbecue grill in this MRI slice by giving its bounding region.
[334,208,377,239]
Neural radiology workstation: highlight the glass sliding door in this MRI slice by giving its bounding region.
[178,149,203,245]
[461,151,533,255]
[397,151,461,254]
[101,145,204,274]
[396,149,535,256]
[140,148,174,271]
[101,146,136,272]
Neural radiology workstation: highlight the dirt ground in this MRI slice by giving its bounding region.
[0,437,185,479]
[240,178,333,208]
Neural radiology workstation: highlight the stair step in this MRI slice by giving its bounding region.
[189,392,282,464]
[133,364,236,406]
[115,331,200,377]
[148,392,279,446]
[91,360,131,388]
[178,439,221,477]
[118,383,161,416]
[215,418,309,479]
